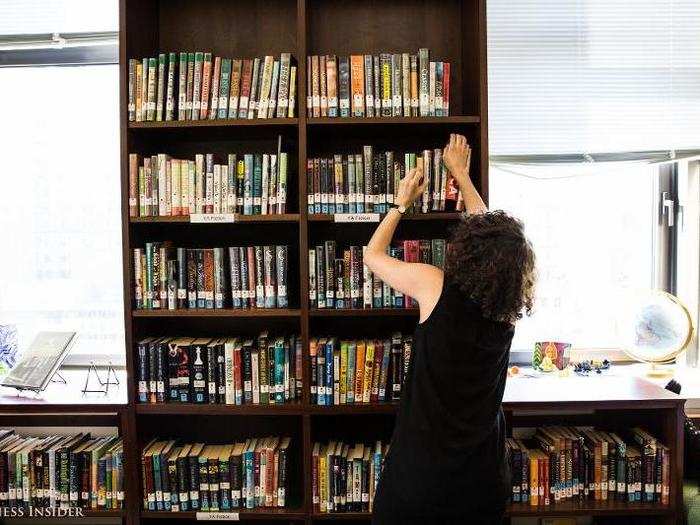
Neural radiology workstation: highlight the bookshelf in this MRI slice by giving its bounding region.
[110,0,684,524]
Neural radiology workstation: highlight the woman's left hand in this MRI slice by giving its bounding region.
[396,167,427,208]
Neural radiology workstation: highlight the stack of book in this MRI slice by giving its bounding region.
[136,333,302,405]
[312,440,388,513]
[309,334,412,405]
[307,146,467,214]
[128,147,289,218]
[507,427,670,507]
[0,430,123,510]
[309,239,446,309]
[307,49,449,118]
[133,243,289,310]
[128,53,296,122]
[141,437,291,512]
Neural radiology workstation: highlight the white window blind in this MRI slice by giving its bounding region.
[487,0,700,156]
[0,0,117,35]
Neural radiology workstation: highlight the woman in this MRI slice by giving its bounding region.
[366,134,536,524]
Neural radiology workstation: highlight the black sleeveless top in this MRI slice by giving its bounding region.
[372,279,514,523]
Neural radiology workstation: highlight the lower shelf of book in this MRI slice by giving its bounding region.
[141,508,307,520]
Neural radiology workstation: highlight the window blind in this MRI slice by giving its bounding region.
[0,0,117,35]
[487,0,700,157]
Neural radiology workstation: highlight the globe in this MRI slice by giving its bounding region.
[620,290,694,370]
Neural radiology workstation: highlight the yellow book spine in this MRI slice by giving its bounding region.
[362,342,375,403]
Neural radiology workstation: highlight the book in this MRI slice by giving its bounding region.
[129,141,289,218]
[143,437,290,511]
[127,52,295,122]
[313,440,388,513]
[138,333,300,406]
[507,427,671,509]
[309,335,411,405]
[299,49,449,120]
[133,243,288,311]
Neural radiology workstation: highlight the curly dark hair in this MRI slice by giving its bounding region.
[445,211,535,324]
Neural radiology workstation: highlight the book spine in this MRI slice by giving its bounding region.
[418,49,429,116]
[209,56,221,119]
[156,53,166,121]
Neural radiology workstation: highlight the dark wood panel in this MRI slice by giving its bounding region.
[157,0,298,58]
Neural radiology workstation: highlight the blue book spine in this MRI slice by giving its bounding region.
[325,341,334,405]
[245,452,254,509]
[275,341,285,404]
[317,348,325,406]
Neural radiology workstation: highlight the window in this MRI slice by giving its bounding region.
[487,0,700,355]
[0,2,122,364]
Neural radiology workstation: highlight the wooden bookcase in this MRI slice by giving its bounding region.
[114,1,684,525]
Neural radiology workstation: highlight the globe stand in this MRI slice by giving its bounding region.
[646,362,675,378]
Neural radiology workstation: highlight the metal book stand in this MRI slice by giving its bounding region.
[9,370,67,396]
[82,362,120,395]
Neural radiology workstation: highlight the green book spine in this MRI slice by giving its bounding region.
[156,53,166,121]
[186,53,195,119]
[218,58,232,119]
[178,52,188,120]
[165,52,177,121]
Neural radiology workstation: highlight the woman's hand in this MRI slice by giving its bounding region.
[443,133,471,189]
[396,167,427,208]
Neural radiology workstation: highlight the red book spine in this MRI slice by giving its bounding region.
[247,247,256,307]
[402,240,420,307]
[239,60,253,118]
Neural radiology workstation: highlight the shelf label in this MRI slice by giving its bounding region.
[196,512,240,521]
[334,213,380,223]
[190,213,236,224]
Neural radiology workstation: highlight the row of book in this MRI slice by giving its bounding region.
[136,334,302,405]
[310,335,411,406]
[312,440,387,513]
[309,239,446,309]
[128,53,296,122]
[142,437,291,512]
[133,244,289,310]
[307,146,466,214]
[0,430,123,510]
[307,50,449,118]
[128,149,289,218]
[507,427,670,506]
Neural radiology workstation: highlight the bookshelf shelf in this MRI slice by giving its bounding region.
[136,402,304,416]
[311,512,372,520]
[306,116,480,126]
[307,213,463,222]
[308,403,399,415]
[141,508,307,520]
[131,214,300,223]
[505,501,673,517]
[128,118,298,129]
[132,309,301,318]
[309,308,419,317]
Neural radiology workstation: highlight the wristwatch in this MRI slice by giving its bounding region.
[391,204,407,215]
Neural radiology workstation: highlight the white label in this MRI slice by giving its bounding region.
[129,197,137,206]
[219,96,228,107]
[353,94,363,107]
[328,96,338,107]
[278,285,287,297]
[312,95,320,107]
[166,100,174,111]
[196,512,240,521]
[334,213,380,223]
[393,94,402,107]
[177,289,187,299]
[340,99,350,110]
[128,103,135,112]
[190,213,236,223]
[365,95,374,108]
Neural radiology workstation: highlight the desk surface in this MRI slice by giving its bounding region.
[0,368,127,413]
